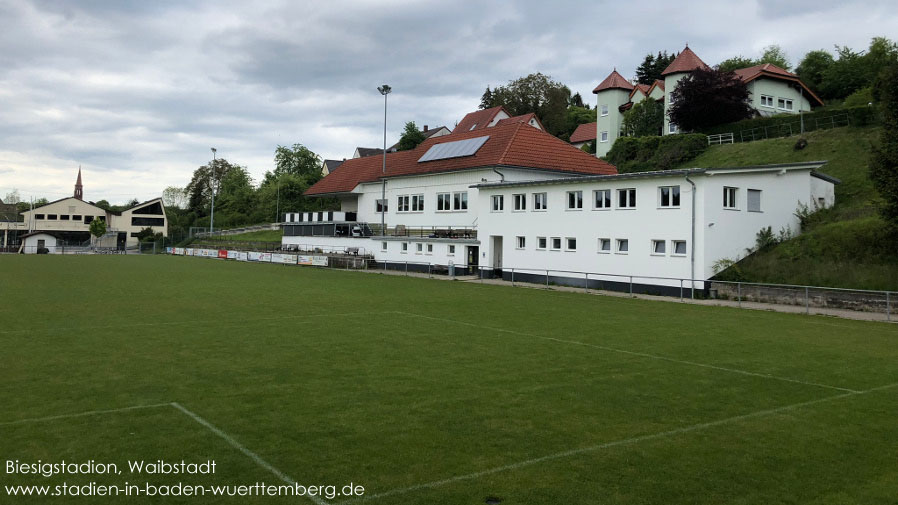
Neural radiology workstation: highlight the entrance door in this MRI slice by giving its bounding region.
[116,232,127,251]
[466,245,479,275]
[491,235,503,275]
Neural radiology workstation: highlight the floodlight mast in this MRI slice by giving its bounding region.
[210,147,217,234]
[377,85,391,236]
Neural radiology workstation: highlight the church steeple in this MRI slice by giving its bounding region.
[74,166,83,200]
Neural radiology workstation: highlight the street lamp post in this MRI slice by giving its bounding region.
[378,84,391,236]
[209,147,217,234]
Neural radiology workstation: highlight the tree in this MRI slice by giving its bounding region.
[479,87,493,109]
[717,56,756,73]
[796,49,834,95]
[622,99,664,137]
[758,44,790,70]
[89,218,106,245]
[635,51,675,85]
[487,73,572,137]
[263,144,321,187]
[869,64,898,227]
[668,67,754,131]
[821,45,869,99]
[397,121,426,151]
[4,189,20,205]
[95,199,111,211]
[162,186,188,209]
[569,92,585,108]
[185,158,242,215]
[135,227,156,242]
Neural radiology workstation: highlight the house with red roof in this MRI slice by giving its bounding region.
[592,45,823,157]
[569,122,596,150]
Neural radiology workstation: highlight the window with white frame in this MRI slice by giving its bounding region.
[618,188,636,208]
[397,195,410,212]
[747,189,762,212]
[723,186,738,209]
[760,95,774,107]
[566,237,577,251]
[600,131,609,142]
[600,104,608,116]
[777,98,793,111]
[668,93,677,105]
[669,122,679,134]
[448,245,455,255]
[673,240,687,255]
[381,241,387,251]
[567,191,583,210]
[401,242,408,253]
[437,193,451,211]
[453,191,468,210]
[616,238,629,253]
[416,243,423,254]
[537,237,547,250]
[376,199,388,213]
[412,194,425,212]
[426,243,433,254]
[491,195,504,212]
[533,192,548,211]
[598,238,611,253]
[551,237,562,250]
[652,239,666,255]
[516,236,526,249]
[659,185,680,207]
[513,193,527,211]
[594,189,611,209]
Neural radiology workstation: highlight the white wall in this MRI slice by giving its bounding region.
[747,78,814,117]
[281,234,477,268]
[23,233,57,253]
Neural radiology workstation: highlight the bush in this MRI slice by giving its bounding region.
[606,133,707,173]
[844,87,875,107]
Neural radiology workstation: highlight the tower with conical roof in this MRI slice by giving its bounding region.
[74,166,83,200]
[662,45,709,135]
[592,68,634,157]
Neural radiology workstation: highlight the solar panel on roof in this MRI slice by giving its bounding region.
[418,136,489,163]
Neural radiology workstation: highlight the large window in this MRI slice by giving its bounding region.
[618,188,636,208]
[567,191,583,210]
[437,193,451,211]
[492,195,504,212]
[411,194,424,212]
[659,186,680,207]
[594,189,611,209]
[376,199,388,213]
[748,189,762,212]
[453,192,468,210]
[760,95,774,107]
[513,193,527,211]
[777,98,793,111]
[724,187,738,209]
[533,192,548,211]
[397,195,410,212]
[131,217,164,227]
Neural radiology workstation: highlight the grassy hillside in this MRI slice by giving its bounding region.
[677,126,897,290]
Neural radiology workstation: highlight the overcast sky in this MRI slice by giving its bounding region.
[1,0,895,203]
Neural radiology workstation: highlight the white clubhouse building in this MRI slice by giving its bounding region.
[284,109,837,292]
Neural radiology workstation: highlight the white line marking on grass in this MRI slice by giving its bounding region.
[0,311,384,335]
[395,311,859,393]
[170,402,327,505]
[342,382,898,504]
[0,403,172,426]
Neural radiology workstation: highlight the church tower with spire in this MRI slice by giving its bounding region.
[74,166,83,200]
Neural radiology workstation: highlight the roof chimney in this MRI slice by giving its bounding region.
[423,125,428,132]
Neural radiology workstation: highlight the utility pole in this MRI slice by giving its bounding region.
[275,177,280,223]
[209,147,217,233]
[378,84,391,236]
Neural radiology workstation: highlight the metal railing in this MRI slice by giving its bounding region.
[191,223,279,239]
[738,113,849,143]
[707,133,734,145]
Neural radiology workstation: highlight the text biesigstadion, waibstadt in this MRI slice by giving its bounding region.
[7,460,215,478]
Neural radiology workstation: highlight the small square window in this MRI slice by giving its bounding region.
[567,191,583,210]
[600,131,609,142]
[426,244,433,254]
[598,238,611,253]
[516,236,526,249]
[376,199,388,213]
[652,240,666,255]
[537,237,547,250]
[401,242,408,252]
[673,240,687,255]
[381,241,388,251]
[551,237,562,250]
[416,243,423,253]
[565,237,577,251]
[616,239,629,253]
[448,245,455,255]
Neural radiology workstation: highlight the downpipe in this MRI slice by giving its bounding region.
[685,173,696,299]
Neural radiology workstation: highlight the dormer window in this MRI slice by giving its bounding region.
[469,124,477,131]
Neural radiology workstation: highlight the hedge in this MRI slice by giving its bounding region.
[700,105,879,137]
[605,133,707,173]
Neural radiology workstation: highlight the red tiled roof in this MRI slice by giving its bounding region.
[455,106,507,132]
[495,112,545,130]
[661,46,710,76]
[569,122,597,143]
[592,69,634,93]
[306,122,617,195]
[629,83,651,99]
[647,79,665,94]
[733,63,824,107]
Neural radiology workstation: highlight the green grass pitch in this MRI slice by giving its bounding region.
[1,255,897,504]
